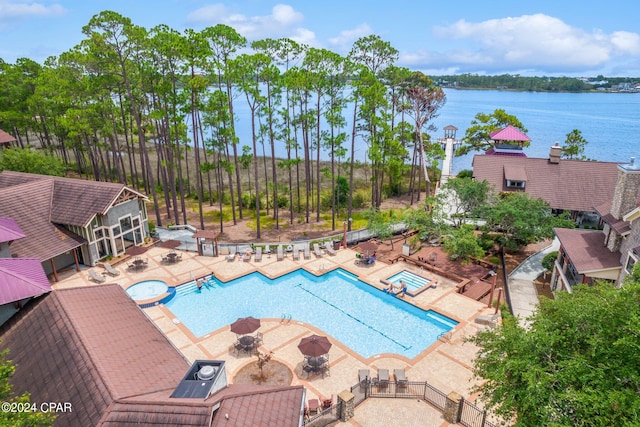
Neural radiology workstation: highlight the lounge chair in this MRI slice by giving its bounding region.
[89,269,106,283]
[226,247,236,261]
[303,245,311,260]
[292,246,300,260]
[313,243,323,258]
[277,245,284,261]
[377,368,389,388]
[394,368,408,390]
[325,243,336,256]
[103,262,120,276]
[243,249,251,262]
[254,247,262,262]
[358,369,370,383]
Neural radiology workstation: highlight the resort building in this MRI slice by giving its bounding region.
[472,127,619,219]
[0,284,306,426]
[0,171,150,280]
[550,158,640,290]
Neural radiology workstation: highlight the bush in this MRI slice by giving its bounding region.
[542,251,558,271]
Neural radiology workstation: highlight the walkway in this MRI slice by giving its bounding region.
[507,238,559,328]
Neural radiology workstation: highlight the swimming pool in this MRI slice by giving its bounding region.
[126,280,169,300]
[387,270,433,296]
[164,269,457,359]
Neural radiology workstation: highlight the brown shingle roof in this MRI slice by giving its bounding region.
[0,285,304,426]
[554,228,622,273]
[0,179,85,260]
[0,171,145,227]
[473,155,619,212]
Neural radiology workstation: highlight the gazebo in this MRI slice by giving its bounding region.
[485,125,530,156]
[0,129,17,150]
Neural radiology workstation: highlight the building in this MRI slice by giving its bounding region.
[551,158,640,290]
[0,217,51,324]
[473,142,619,217]
[0,128,17,149]
[0,171,150,280]
[0,285,305,426]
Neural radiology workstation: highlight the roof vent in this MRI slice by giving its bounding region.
[197,365,217,381]
[171,360,227,399]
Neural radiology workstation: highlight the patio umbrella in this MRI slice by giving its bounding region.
[157,239,182,249]
[298,334,332,357]
[125,245,149,256]
[230,316,261,335]
[358,240,378,256]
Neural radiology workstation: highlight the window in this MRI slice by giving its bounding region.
[626,254,637,273]
[506,180,525,189]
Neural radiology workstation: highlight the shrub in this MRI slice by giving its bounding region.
[542,251,558,271]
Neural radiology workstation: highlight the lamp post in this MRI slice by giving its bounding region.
[487,270,497,309]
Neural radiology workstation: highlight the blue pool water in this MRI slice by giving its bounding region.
[164,269,457,359]
[127,280,169,300]
[387,271,431,291]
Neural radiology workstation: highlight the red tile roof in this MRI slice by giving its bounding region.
[0,258,51,304]
[0,217,26,243]
[489,125,530,142]
[0,285,304,426]
[473,155,619,212]
[554,228,622,273]
[0,129,16,145]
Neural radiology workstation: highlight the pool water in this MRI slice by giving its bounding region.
[387,270,432,291]
[164,269,457,359]
[127,280,169,300]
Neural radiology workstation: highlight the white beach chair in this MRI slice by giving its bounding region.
[89,269,106,283]
[304,245,311,260]
[254,247,262,262]
[313,243,323,258]
[103,262,120,276]
[277,245,284,261]
[292,246,300,260]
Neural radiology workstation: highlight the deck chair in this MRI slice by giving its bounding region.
[89,269,106,283]
[243,250,251,262]
[394,368,408,390]
[277,245,284,261]
[313,243,323,258]
[103,262,120,276]
[325,243,336,256]
[377,368,389,389]
[226,246,236,261]
[254,247,262,261]
[292,246,300,260]
[358,369,370,383]
[304,245,311,260]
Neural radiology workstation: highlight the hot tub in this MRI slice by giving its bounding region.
[126,279,169,301]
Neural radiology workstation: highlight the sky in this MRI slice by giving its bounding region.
[1,0,639,77]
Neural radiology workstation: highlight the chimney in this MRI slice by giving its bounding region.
[549,143,561,164]
[610,157,640,220]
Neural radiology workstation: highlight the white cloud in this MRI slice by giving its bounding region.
[0,0,65,29]
[328,23,372,52]
[186,3,315,45]
[423,13,640,75]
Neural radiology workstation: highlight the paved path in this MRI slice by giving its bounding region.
[507,238,559,328]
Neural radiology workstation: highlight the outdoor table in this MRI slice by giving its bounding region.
[132,259,146,272]
[239,335,255,352]
[166,252,178,263]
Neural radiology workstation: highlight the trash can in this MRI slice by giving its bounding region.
[334,241,340,250]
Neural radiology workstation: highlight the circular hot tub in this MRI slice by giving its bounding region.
[126,279,169,301]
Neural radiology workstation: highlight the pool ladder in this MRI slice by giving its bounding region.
[281,313,292,324]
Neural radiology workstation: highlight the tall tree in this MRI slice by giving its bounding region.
[402,71,446,197]
[469,274,640,426]
[561,129,588,160]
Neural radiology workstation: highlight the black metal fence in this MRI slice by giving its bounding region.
[303,379,497,427]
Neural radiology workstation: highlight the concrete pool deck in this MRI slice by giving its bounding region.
[52,245,497,426]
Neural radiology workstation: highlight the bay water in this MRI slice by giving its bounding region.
[229,89,640,174]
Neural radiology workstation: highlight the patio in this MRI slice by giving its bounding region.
[51,243,497,425]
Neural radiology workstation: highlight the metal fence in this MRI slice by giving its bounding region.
[304,379,496,427]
